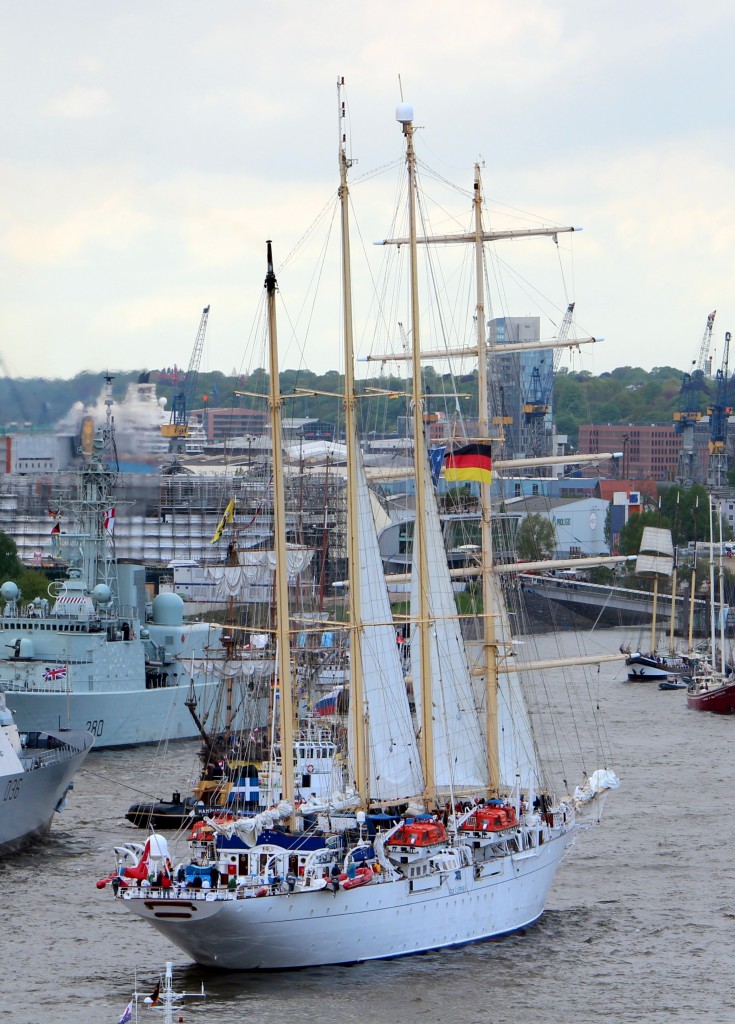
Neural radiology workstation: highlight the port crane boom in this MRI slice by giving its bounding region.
[707,328,731,489]
[674,310,715,486]
[161,305,209,446]
[522,301,575,459]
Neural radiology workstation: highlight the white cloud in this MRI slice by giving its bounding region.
[0,2,734,381]
[45,85,110,119]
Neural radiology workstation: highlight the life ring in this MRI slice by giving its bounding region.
[306,764,315,773]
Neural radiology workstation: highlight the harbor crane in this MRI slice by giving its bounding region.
[707,328,732,490]
[161,305,209,453]
[522,302,575,459]
[674,310,715,486]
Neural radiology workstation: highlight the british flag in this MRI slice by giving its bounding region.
[43,665,67,682]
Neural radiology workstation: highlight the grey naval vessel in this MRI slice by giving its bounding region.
[0,377,268,749]
[0,689,92,852]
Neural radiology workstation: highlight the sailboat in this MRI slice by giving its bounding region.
[623,525,692,680]
[98,92,619,969]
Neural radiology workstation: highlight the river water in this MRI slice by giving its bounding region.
[2,626,733,1024]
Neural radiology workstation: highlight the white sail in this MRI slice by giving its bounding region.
[639,526,674,556]
[410,451,488,792]
[637,527,674,578]
[490,573,541,792]
[350,453,424,802]
[636,553,675,577]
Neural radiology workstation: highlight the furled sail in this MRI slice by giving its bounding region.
[204,547,314,600]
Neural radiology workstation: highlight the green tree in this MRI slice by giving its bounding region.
[0,530,23,583]
[516,513,556,561]
[659,484,720,543]
[617,510,671,556]
[17,569,52,604]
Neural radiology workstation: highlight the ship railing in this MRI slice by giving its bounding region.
[124,883,240,902]
[5,663,91,694]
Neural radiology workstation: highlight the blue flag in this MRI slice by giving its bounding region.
[429,445,446,487]
[117,1000,133,1024]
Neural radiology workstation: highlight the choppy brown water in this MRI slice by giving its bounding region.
[2,626,734,1024]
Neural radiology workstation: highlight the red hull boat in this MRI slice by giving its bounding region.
[686,677,735,714]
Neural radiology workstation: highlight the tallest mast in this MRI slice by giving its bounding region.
[472,166,501,793]
[397,102,436,803]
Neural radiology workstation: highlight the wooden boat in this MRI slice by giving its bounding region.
[686,673,735,713]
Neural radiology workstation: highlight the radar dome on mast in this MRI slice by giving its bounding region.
[396,103,413,124]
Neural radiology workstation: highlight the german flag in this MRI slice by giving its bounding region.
[443,443,492,484]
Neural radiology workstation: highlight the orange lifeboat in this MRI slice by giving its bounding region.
[386,820,448,848]
[188,813,234,843]
[460,806,518,833]
[189,820,215,842]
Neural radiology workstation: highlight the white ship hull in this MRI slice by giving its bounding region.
[0,729,92,853]
[120,831,570,969]
[625,654,687,680]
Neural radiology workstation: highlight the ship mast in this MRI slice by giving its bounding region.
[264,241,296,812]
[397,103,436,803]
[338,78,368,804]
[471,166,501,793]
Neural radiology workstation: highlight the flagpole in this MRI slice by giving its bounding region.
[65,663,71,730]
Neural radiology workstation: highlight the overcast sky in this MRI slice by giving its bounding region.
[2,1,735,384]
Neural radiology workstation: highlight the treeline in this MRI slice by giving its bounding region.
[0,366,475,437]
[0,363,715,442]
[553,365,688,442]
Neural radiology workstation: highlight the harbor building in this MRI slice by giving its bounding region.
[578,423,680,481]
[487,316,553,460]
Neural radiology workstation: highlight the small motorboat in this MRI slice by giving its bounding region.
[658,680,688,691]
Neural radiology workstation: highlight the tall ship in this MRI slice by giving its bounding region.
[0,378,268,748]
[97,90,620,968]
[0,689,92,853]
